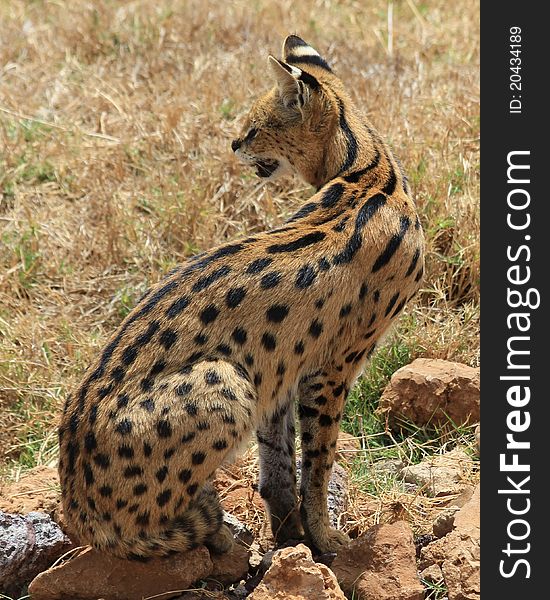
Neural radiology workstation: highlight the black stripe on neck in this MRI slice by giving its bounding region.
[337,99,358,174]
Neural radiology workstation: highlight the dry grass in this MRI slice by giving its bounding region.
[0,0,479,483]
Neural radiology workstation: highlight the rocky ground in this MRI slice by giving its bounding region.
[0,359,480,600]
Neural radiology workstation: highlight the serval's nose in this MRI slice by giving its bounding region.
[231,138,242,152]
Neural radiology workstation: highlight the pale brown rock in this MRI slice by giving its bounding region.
[420,485,480,600]
[432,484,475,537]
[249,543,345,600]
[335,431,361,463]
[0,466,60,514]
[420,563,443,583]
[27,545,213,600]
[378,359,480,427]
[331,521,425,600]
[401,448,474,497]
[209,539,250,585]
[453,484,480,538]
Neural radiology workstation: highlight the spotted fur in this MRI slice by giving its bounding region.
[59,34,425,559]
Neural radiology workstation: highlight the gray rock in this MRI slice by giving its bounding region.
[0,510,74,597]
[223,512,254,547]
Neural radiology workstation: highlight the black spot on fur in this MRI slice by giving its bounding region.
[84,431,97,453]
[246,257,273,274]
[124,465,143,478]
[115,418,132,436]
[166,295,190,318]
[339,303,352,318]
[156,466,169,483]
[178,469,192,483]
[140,398,155,412]
[296,264,317,289]
[226,287,247,308]
[156,489,172,507]
[200,304,220,325]
[213,439,228,451]
[150,360,166,376]
[133,483,148,496]
[118,445,134,459]
[309,319,323,338]
[319,414,333,427]
[157,419,172,438]
[261,332,277,351]
[159,328,178,350]
[140,377,153,392]
[298,405,319,419]
[266,304,290,323]
[99,485,112,497]
[192,265,231,292]
[232,327,248,345]
[111,366,125,383]
[260,271,282,289]
[318,257,330,271]
[176,383,193,397]
[122,346,138,366]
[194,332,208,346]
[205,370,221,385]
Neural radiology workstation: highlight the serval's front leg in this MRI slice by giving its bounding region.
[298,369,350,553]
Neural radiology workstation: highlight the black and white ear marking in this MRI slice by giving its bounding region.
[282,35,332,73]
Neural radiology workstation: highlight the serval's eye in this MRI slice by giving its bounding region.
[244,127,258,142]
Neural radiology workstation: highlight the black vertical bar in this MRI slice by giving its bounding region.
[482,2,547,597]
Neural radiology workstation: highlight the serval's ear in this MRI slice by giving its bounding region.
[268,56,312,116]
[282,35,332,73]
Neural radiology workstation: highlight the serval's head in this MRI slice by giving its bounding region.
[232,35,348,189]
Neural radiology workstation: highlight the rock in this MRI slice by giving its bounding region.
[223,511,254,547]
[209,539,250,586]
[297,459,348,529]
[373,457,405,475]
[249,543,346,600]
[420,563,443,583]
[432,508,459,538]
[0,466,61,514]
[401,448,474,497]
[453,484,479,539]
[378,359,480,427]
[28,545,213,600]
[335,431,361,464]
[420,485,480,600]
[331,520,425,600]
[0,510,74,598]
[432,485,475,538]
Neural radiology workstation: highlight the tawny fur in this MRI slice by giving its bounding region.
[59,34,424,559]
